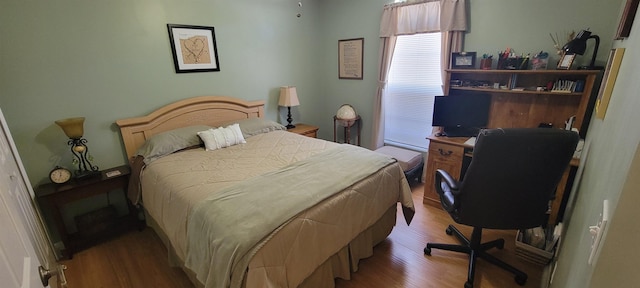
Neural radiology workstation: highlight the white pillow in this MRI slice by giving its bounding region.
[197,123,246,151]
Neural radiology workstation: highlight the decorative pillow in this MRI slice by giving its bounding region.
[197,123,246,151]
[136,125,211,164]
[223,118,286,138]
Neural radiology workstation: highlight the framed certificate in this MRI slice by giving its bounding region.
[338,38,364,80]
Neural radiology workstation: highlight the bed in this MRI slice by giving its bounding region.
[115,96,415,288]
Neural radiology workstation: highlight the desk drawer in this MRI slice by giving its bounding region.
[423,142,465,206]
[429,142,464,162]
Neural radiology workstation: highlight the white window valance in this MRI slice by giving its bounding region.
[380,0,467,37]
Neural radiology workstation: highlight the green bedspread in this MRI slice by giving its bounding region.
[184,144,396,288]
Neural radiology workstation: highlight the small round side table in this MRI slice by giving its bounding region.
[333,115,361,146]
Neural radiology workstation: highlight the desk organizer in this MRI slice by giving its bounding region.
[497,57,529,70]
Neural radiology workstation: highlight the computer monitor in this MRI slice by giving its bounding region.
[432,92,491,137]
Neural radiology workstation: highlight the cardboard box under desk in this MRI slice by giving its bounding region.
[515,230,555,266]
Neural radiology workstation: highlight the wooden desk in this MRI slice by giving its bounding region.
[423,134,579,225]
[36,165,142,259]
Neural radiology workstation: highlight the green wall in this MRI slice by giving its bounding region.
[464,0,622,69]
[317,0,389,146]
[318,1,632,288]
[0,0,325,186]
[553,11,640,288]
[3,0,639,286]
[4,0,620,186]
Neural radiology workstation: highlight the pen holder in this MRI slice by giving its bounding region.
[532,57,549,70]
[480,58,492,70]
[498,57,528,70]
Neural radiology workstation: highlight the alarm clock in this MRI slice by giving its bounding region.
[49,166,72,184]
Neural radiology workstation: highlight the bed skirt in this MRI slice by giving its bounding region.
[144,204,398,288]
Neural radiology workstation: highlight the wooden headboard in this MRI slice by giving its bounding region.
[115,96,265,161]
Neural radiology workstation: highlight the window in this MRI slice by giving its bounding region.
[384,33,442,151]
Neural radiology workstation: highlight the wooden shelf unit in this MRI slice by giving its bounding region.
[445,69,600,133]
[424,69,600,225]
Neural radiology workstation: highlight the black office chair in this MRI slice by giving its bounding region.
[424,128,579,288]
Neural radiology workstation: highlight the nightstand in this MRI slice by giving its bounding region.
[287,123,319,138]
[35,165,142,259]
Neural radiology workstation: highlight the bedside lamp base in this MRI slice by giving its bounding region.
[285,106,296,129]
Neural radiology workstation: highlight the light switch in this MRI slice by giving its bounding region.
[588,199,609,265]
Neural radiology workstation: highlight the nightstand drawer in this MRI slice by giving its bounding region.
[287,123,319,138]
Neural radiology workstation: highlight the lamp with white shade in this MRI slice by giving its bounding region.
[279,86,300,129]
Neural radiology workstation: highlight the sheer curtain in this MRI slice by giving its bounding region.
[372,0,467,149]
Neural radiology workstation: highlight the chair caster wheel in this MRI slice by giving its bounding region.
[445,226,453,235]
[464,281,473,288]
[515,274,527,286]
[424,247,431,255]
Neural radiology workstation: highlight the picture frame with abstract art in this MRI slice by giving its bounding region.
[167,24,220,73]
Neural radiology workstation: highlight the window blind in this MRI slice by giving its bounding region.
[384,33,442,151]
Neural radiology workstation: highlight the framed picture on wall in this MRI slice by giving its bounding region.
[596,48,625,119]
[451,52,476,69]
[615,0,639,39]
[167,24,220,73]
[338,38,364,80]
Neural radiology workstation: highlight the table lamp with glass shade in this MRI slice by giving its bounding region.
[55,117,100,179]
[279,86,300,129]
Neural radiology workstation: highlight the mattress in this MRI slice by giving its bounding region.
[139,130,414,287]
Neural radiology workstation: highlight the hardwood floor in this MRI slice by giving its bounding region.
[61,183,544,288]
[60,225,192,288]
[334,183,544,288]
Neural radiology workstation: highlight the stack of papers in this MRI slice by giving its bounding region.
[464,137,476,146]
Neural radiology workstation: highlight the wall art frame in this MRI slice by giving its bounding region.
[451,52,477,69]
[615,0,639,39]
[338,38,364,80]
[167,24,220,73]
[596,48,625,119]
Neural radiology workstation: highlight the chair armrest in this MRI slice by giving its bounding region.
[435,169,460,213]
[436,169,459,191]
